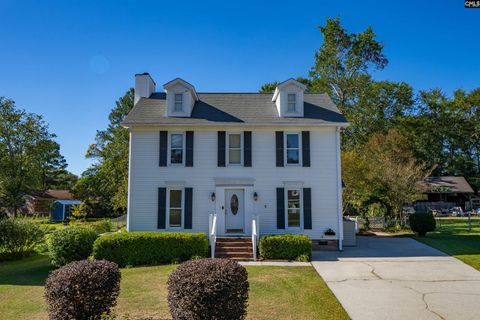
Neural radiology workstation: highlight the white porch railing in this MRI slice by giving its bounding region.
[251,215,259,261]
[209,213,217,258]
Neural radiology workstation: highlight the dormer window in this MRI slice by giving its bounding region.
[174,94,183,112]
[272,78,306,118]
[163,78,199,117]
[287,94,296,112]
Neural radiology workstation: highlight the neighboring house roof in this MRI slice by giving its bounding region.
[423,176,474,194]
[27,189,74,200]
[123,92,348,126]
[55,200,82,205]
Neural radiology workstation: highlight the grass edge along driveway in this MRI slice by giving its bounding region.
[412,217,480,272]
[0,254,348,320]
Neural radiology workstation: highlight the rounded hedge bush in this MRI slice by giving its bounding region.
[92,232,208,267]
[45,259,121,320]
[259,234,312,261]
[0,218,45,261]
[409,212,436,236]
[48,226,97,266]
[168,258,249,320]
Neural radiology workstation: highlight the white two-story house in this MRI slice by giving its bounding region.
[123,73,349,258]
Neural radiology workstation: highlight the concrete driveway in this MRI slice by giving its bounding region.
[312,236,480,320]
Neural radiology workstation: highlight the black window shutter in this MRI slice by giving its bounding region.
[302,131,311,167]
[159,131,168,167]
[186,131,194,167]
[276,188,285,229]
[244,131,252,167]
[303,188,312,229]
[275,131,284,167]
[158,188,166,229]
[217,131,226,167]
[184,188,193,229]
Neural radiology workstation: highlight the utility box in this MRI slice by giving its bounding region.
[343,219,357,246]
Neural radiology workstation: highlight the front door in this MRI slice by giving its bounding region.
[225,189,244,233]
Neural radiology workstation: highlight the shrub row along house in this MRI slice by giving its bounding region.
[122,73,348,259]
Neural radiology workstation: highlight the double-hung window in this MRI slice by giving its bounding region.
[287,93,296,112]
[168,189,183,228]
[174,93,183,112]
[285,133,300,165]
[286,189,301,228]
[170,133,184,165]
[227,133,242,165]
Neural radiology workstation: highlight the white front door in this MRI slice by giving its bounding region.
[225,189,245,233]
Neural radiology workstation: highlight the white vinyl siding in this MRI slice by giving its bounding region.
[127,128,341,240]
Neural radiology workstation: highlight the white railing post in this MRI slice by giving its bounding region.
[252,215,259,261]
[209,213,217,259]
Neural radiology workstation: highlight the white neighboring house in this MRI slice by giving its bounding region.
[123,73,349,258]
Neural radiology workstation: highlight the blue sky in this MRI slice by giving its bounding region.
[1,0,478,175]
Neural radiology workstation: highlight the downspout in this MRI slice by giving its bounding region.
[335,127,344,251]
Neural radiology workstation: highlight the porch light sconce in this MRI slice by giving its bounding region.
[211,192,216,202]
[253,192,258,201]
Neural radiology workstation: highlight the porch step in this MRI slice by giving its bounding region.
[215,237,254,261]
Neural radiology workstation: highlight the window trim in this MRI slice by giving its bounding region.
[226,132,243,166]
[168,132,185,166]
[284,187,303,230]
[284,132,302,166]
[174,93,183,112]
[287,93,296,112]
[166,187,184,229]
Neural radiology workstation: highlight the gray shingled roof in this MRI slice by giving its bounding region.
[122,93,348,126]
[423,176,474,194]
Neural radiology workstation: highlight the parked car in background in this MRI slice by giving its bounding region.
[402,207,415,215]
[449,207,464,217]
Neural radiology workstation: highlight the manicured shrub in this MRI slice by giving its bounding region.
[0,218,45,261]
[168,258,249,320]
[259,234,312,261]
[409,212,436,236]
[92,232,208,267]
[89,219,113,234]
[48,226,98,266]
[45,259,121,320]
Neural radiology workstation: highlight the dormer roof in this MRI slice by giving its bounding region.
[272,78,307,102]
[163,78,199,101]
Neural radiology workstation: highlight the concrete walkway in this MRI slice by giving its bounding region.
[312,236,480,320]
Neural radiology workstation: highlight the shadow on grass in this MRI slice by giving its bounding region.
[0,254,53,286]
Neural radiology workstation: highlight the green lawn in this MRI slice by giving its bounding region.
[413,217,480,271]
[0,255,348,320]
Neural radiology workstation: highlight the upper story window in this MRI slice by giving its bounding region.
[286,189,301,228]
[287,94,296,112]
[174,93,183,112]
[285,133,300,165]
[227,133,242,165]
[168,189,183,228]
[169,133,184,165]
